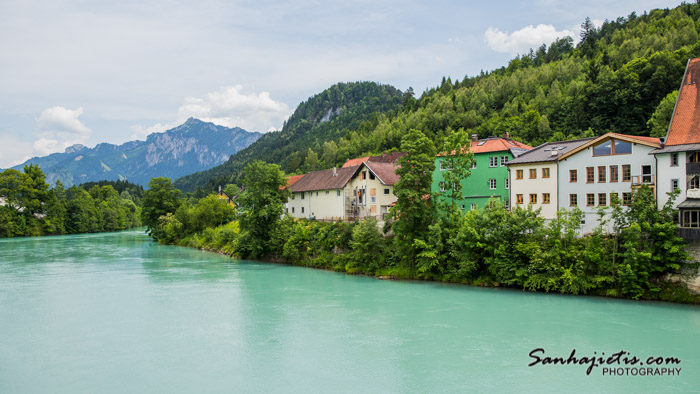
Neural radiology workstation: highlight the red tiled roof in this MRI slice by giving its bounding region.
[342,157,370,167]
[666,58,700,146]
[438,137,533,156]
[289,166,360,192]
[280,174,305,190]
[365,161,400,186]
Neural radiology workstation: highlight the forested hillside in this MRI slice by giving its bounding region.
[177,3,700,194]
[340,4,700,156]
[174,82,404,192]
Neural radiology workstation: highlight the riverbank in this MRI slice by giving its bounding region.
[167,221,700,306]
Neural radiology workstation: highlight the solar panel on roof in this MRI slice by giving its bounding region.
[477,141,485,146]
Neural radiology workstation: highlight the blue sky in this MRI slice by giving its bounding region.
[0,0,685,168]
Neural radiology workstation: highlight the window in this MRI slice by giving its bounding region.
[671,179,679,192]
[516,170,523,179]
[682,210,700,228]
[361,171,367,180]
[292,207,295,213]
[326,190,329,195]
[504,198,510,209]
[505,178,509,189]
[543,193,550,204]
[593,140,612,156]
[384,188,390,195]
[472,161,477,169]
[598,193,607,206]
[371,196,376,203]
[301,207,305,213]
[542,168,550,178]
[570,194,577,207]
[610,192,619,205]
[471,203,477,210]
[489,179,497,190]
[291,193,295,200]
[529,194,537,204]
[622,192,632,206]
[489,157,498,167]
[316,191,319,196]
[516,194,524,204]
[369,172,375,180]
[586,167,594,183]
[440,161,447,171]
[301,192,305,199]
[690,176,700,189]
[671,153,679,166]
[529,169,537,179]
[622,165,631,182]
[460,204,465,210]
[598,166,606,183]
[500,156,509,166]
[587,193,595,206]
[613,140,632,154]
[610,165,618,182]
[570,169,578,183]
[439,182,445,192]
[689,152,700,163]
[337,190,341,196]
[593,139,632,156]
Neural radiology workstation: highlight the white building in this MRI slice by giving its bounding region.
[556,133,661,233]
[652,58,700,239]
[286,161,400,222]
[507,138,594,219]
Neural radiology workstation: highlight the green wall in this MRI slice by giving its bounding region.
[432,151,512,210]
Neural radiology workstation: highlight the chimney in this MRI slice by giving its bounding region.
[218,185,222,193]
[471,134,479,142]
[333,166,337,176]
[504,131,510,139]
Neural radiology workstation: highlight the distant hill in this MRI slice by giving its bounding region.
[174,81,405,193]
[10,118,262,187]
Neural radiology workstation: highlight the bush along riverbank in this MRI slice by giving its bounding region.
[143,160,700,305]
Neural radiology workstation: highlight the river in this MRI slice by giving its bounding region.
[0,230,698,393]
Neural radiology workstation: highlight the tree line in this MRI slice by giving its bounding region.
[0,165,141,237]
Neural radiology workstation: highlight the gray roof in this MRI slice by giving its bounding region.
[651,143,700,154]
[678,198,700,209]
[506,138,595,165]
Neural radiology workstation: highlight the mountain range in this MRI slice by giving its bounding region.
[10,118,261,187]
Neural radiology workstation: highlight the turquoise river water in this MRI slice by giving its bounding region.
[1,230,699,393]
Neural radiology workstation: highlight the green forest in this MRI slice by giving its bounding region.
[0,165,142,237]
[178,3,700,194]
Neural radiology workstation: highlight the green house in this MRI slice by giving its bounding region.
[432,135,532,210]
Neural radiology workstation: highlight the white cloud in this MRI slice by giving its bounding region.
[33,106,92,156]
[128,122,170,141]
[176,85,292,133]
[485,24,576,55]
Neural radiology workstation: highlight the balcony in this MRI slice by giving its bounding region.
[631,175,655,185]
[687,162,700,175]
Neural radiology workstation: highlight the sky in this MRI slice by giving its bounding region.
[0,0,687,168]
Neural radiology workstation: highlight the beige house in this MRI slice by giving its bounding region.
[287,161,400,221]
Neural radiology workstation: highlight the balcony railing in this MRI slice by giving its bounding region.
[679,227,700,241]
[631,175,655,185]
[687,162,700,175]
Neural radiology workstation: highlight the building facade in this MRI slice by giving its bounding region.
[507,138,594,220]
[556,133,660,233]
[432,136,531,210]
[652,58,700,239]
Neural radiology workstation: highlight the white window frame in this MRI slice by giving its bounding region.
[505,178,509,189]
[489,156,498,167]
[489,178,496,190]
[500,156,508,166]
